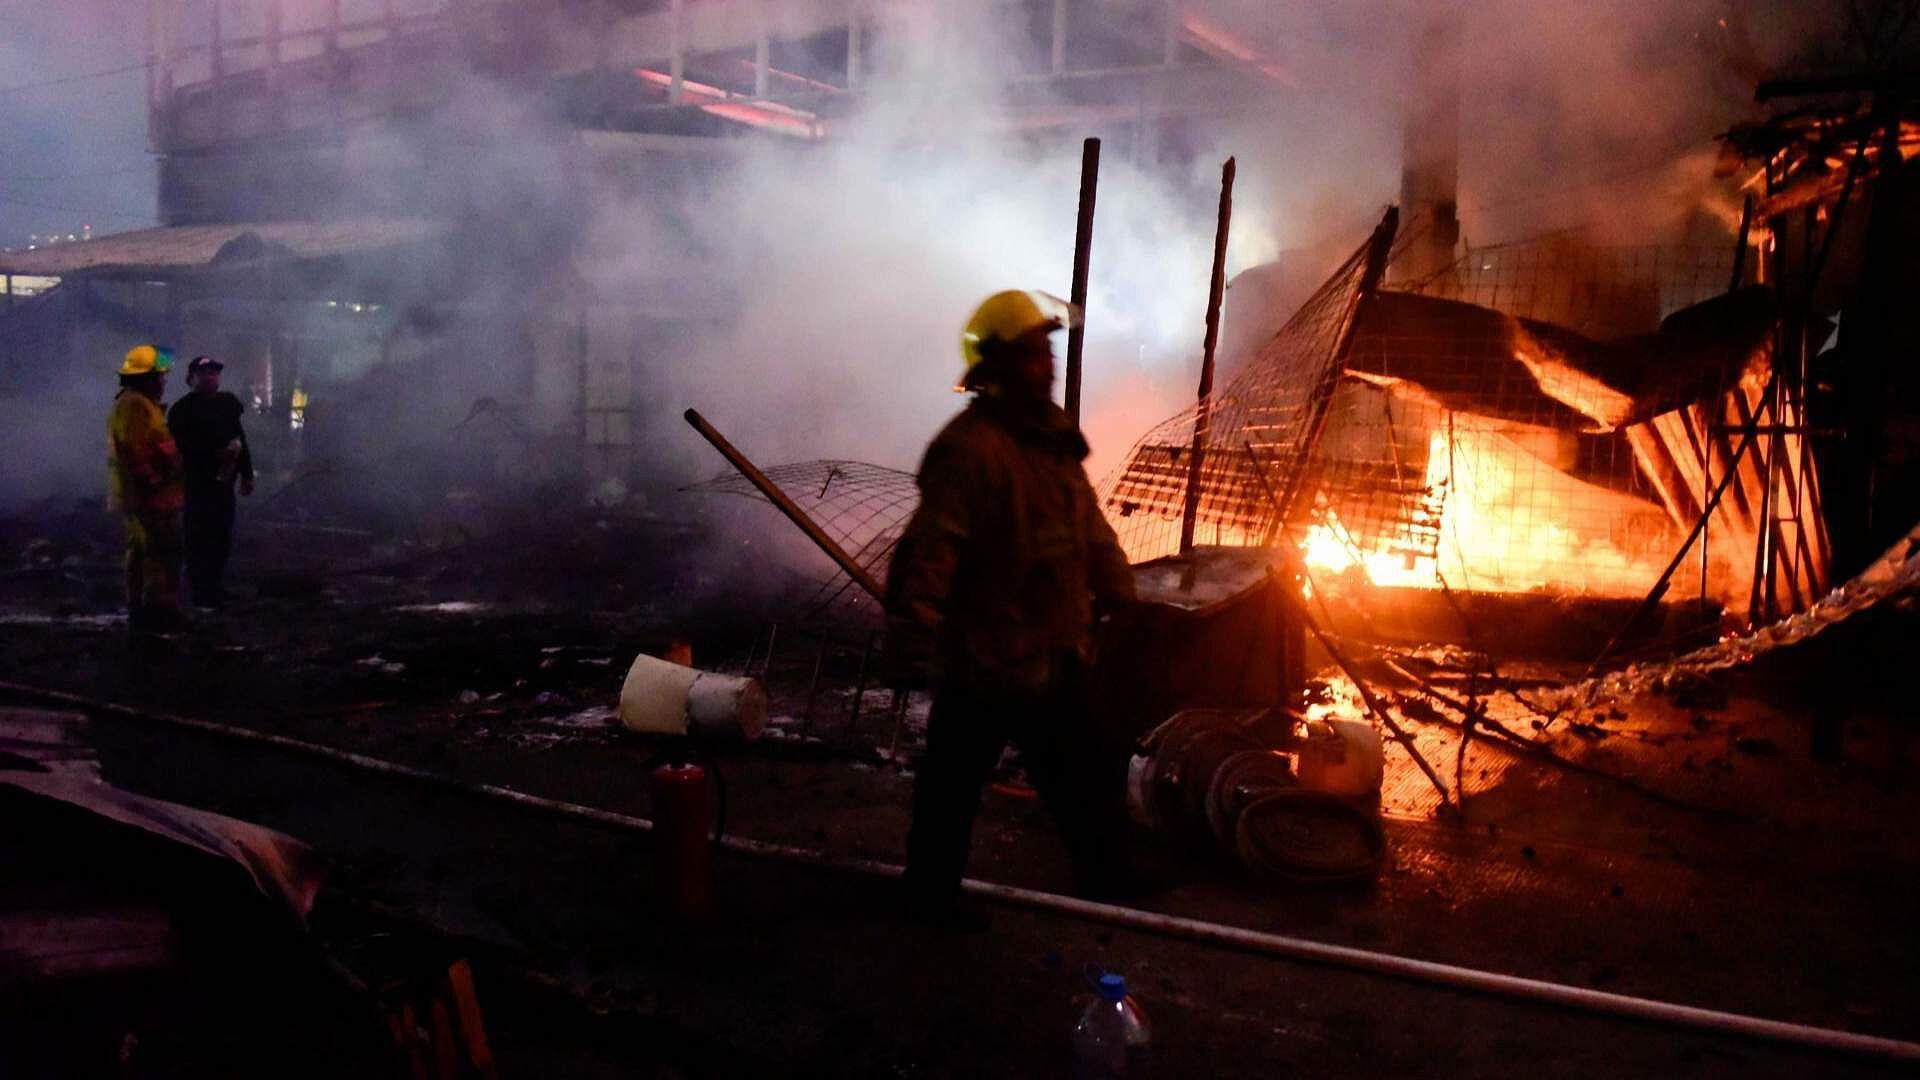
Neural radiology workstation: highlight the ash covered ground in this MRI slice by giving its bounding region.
[1,493,1916,1077]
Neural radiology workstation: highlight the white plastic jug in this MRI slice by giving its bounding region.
[618,652,767,740]
[1295,718,1384,797]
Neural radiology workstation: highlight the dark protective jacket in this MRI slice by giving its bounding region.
[885,395,1136,695]
[167,390,254,486]
[107,390,184,515]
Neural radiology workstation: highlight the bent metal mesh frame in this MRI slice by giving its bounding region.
[686,459,918,624]
[1099,221,1386,562]
[1097,218,1766,603]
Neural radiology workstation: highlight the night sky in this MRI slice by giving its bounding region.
[0,1,156,250]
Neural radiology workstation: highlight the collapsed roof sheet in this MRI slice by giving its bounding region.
[1346,286,1777,433]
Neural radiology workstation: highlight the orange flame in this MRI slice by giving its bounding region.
[1299,428,1674,597]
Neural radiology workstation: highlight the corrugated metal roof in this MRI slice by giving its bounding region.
[0,218,446,277]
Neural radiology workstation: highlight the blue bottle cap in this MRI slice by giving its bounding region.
[1098,973,1127,1002]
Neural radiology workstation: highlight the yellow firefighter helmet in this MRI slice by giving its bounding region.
[957,290,1081,390]
[118,344,174,376]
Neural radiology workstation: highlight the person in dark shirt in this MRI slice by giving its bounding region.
[167,356,254,608]
[884,290,1144,933]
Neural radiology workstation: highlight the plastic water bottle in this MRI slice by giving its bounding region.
[1072,973,1152,1078]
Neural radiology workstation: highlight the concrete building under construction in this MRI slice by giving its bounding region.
[2,0,1299,496]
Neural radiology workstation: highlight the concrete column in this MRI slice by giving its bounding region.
[669,0,685,104]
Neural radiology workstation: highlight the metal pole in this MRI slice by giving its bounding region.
[683,408,885,601]
[1063,137,1100,424]
[1179,156,1234,554]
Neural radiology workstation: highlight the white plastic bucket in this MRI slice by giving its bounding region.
[618,652,767,740]
[1295,719,1384,797]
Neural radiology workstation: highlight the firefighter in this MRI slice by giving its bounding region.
[168,355,254,608]
[108,345,186,635]
[886,289,1144,933]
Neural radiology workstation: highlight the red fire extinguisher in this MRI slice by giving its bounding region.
[649,754,723,918]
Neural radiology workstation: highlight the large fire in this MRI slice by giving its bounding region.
[1299,427,1674,598]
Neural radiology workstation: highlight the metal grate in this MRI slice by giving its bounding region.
[1099,229,1379,561]
[686,459,919,623]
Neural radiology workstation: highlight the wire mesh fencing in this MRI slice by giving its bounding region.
[1097,218,1791,609]
[685,459,918,625]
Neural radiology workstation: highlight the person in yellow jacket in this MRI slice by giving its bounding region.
[108,345,187,634]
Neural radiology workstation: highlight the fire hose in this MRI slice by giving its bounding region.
[1,679,1915,1065]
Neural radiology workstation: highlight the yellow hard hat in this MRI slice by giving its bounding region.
[957,290,1081,390]
[118,344,173,376]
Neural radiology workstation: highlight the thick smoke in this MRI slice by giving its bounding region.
[0,0,1881,521]
[594,6,1241,486]
[589,1,1865,486]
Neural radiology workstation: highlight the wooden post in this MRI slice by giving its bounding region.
[1063,137,1099,425]
[1179,157,1234,554]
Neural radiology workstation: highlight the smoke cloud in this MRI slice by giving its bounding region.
[0,0,1881,521]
